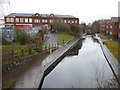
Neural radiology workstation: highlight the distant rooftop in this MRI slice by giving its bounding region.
[111,17,120,22]
[5,13,77,18]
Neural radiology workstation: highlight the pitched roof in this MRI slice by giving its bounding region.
[6,13,76,18]
[6,13,33,17]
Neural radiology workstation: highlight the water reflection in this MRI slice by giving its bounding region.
[42,35,114,88]
[67,40,82,57]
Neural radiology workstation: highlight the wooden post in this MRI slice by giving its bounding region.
[49,44,50,51]
[11,51,14,60]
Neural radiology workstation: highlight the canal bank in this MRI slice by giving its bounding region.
[96,35,120,86]
[14,36,82,88]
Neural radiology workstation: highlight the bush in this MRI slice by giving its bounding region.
[70,25,80,36]
[2,36,12,45]
[14,29,31,45]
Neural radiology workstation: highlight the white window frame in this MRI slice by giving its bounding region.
[106,26,108,29]
[45,19,48,23]
[10,18,14,22]
[34,19,40,23]
[110,25,112,29]
[64,20,67,23]
[75,20,78,24]
[72,20,74,23]
[29,18,32,23]
[68,20,70,23]
[110,31,112,35]
[6,18,10,22]
[16,18,19,22]
[42,19,44,23]
[20,18,24,22]
[25,18,28,22]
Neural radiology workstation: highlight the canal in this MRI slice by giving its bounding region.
[41,35,114,88]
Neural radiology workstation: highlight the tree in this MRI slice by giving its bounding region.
[14,29,31,45]
[91,21,100,33]
[81,22,87,33]
[70,25,81,36]
[51,18,71,33]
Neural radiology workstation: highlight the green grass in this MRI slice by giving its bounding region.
[97,33,119,63]
[2,45,37,65]
[42,46,57,50]
[57,33,75,45]
[97,33,108,40]
[104,41,119,63]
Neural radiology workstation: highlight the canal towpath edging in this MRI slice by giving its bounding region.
[14,37,81,88]
[96,35,120,86]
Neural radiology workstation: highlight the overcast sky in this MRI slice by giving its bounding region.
[6,0,120,24]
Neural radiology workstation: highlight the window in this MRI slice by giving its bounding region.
[42,19,45,23]
[68,20,70,23]
[16,18,19,22]
[72,20,74,23]
[110,25,112,29]
[45,19,48,23]
[110,31,112,35]
[75,20,78,23]
[11,18,14,22]
[50,20,53,23]
[119,33,120,38]
[64,20,67,23]
[29,18,32,22]
[106,26,108,29]
[20,18,24,22]
[106,31,108,33]
[34,19,40,23]
[25,18,28,22]
[6,18,10,22]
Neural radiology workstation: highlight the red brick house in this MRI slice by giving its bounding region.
[99,20,108,36]
[4,13,79,31]
[100,17,119,41]
[109,17,119,41]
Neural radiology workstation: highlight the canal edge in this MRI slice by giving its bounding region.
[98,38,120,86]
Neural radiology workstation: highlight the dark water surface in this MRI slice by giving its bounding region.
[42,35,114,88]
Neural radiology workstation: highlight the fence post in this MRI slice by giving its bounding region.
[11,51,14,60]
[48,44,50,51]
[45,45,47,50]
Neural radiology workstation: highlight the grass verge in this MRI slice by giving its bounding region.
[104,41,119,63]
[97,33,108,40]
[2,45,37,65]
[57,33,75,45]
[97,33,119,63]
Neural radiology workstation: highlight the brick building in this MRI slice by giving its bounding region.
[100,17,120,41]
[99,20,108,36]
[4,13,79,31]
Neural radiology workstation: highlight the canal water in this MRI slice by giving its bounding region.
[42,35,114,88]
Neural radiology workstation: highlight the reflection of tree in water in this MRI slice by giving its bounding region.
[91,58,119,88]
[91,36,100,44]
[67,40,82,56]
